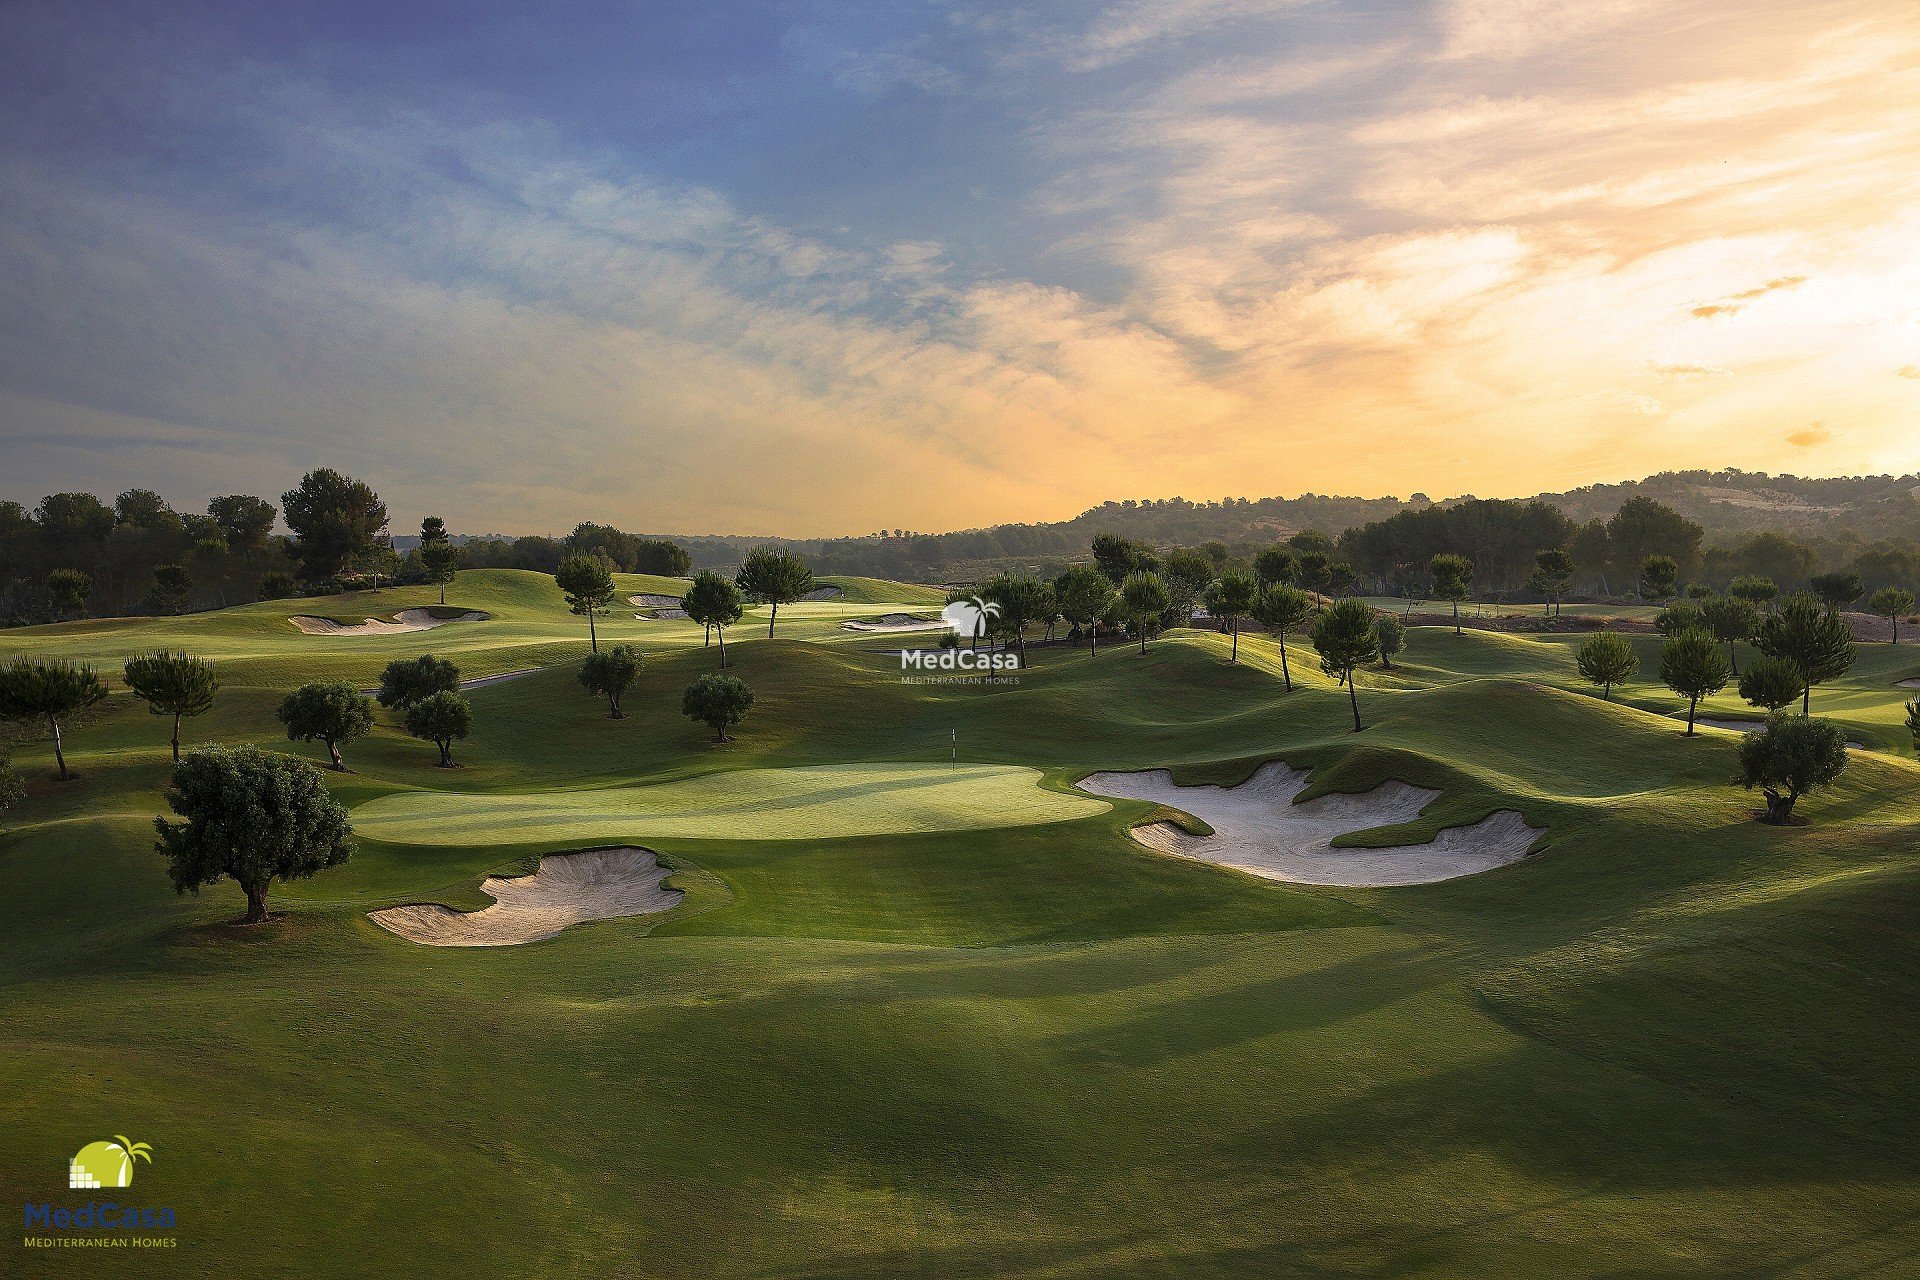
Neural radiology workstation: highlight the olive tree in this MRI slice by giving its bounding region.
[1118,571,1171,654]
[1053,566,1117,655]
[1754,593,1854,714]
[1202,570,1257,662]
[277,681,374,771]
[155,745,353,923]
[376,655,460,710]
[554,554,618,652]
[1868,586,1915,644]
[1428,553,1473,634]
[683,673,753,742]
[404,690,471,767]
[579,644,641,719]
[0,658,108,780]
[1660,627,1732,735]
[1252,584,1314,691]
[1738,655,1804,713]
[1576,630,1638,701]
[682,569,745,667]
[1738,713,1848,825]
[123,651,218,762]
[1312,599,1381,731]
[735,547,814,639]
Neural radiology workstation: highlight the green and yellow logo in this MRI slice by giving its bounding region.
[68,1136,152,1190]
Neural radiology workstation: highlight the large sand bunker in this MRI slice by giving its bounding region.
[1077,763,1540,887]
[289,608,487,637]
[803,586,844,601]
[1898,678,1920,690]
[843,613,944,633]
[368,847,682,947]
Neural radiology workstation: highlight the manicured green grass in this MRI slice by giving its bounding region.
[352,763,1107,844]
[3,600,1919,1276]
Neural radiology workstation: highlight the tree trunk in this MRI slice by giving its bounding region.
[768,603,778,639]
[1761,786,1795,824]
[587,607,599,653]
[1453,600,1461,635]
[1802,683,1811,715]
[607,693,623,719]
[1894,617,1901,645]
[171,712,183,762]
[1728,640,1739,674]
[1347,671,1362,732]
[242,881,270,924]
[1278,635,1292,691]
[717,628,728,668]
[1139,627,1148,654]
[1603,681,1612,702]
[1685,696,1698,735]
[440,581,447,605]
[1230,622,1238,663]
[438,740,454,767]
[49,714,68,780]
[327,738,345,770]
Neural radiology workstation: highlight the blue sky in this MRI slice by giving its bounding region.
[3,0,1917,535]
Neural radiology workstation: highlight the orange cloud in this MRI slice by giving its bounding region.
[1786,425,1833,448]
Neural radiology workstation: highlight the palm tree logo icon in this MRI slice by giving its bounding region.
[941,595,1000,645]
[69,1136,152,1189]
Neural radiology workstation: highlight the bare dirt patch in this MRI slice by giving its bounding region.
[1078,763,1539,887]
[368,846,682,946]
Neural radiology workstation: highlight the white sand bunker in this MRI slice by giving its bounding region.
[1898,678,1920,689]
[843,613,944,633]
[289,609,487,637]
[803,586,844,601]
[629,593,689,620]
[1078,763,1540,887]
[369,847,682,947]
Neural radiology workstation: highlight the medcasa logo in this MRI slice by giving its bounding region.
[899,595,1021,679]
[22,1135,178,1250]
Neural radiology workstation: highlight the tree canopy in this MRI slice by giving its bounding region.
[155,745,353,923]
[123,651,219,761]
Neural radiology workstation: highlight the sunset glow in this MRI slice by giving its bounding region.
[4,0,1918,533]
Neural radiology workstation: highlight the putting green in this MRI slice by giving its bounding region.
[352,763,1107,845]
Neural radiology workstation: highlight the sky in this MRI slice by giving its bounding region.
[2,0,1918,537]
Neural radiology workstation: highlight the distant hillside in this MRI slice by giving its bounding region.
[632,469,1920,579]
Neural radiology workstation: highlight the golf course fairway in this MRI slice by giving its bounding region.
[353,762,1106,844]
